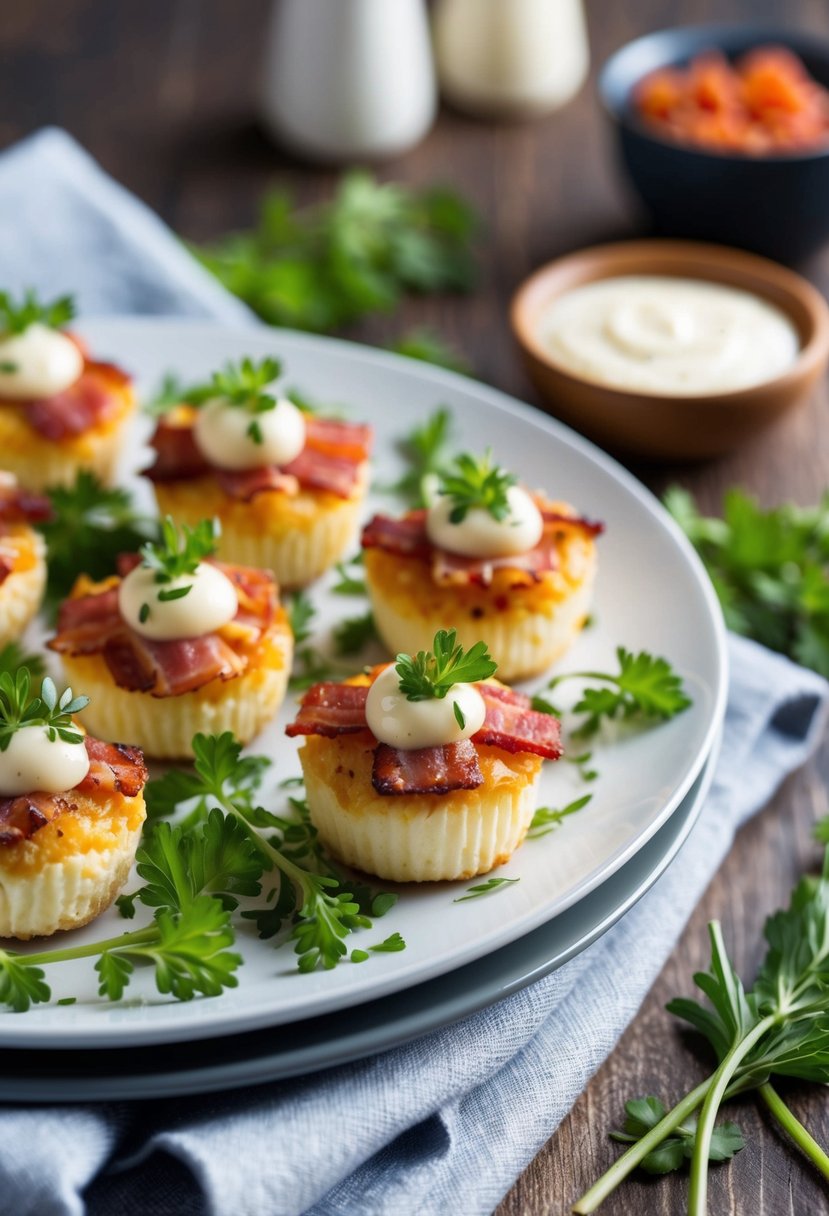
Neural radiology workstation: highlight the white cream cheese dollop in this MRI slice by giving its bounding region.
[118,562,238,640]
[365,665,486,750]
[426,485,544,558]
[193,393,306,471]
[539,275,800,396]
[0,725,90,797]
[0,323,84,400]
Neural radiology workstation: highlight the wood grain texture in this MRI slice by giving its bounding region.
[1,1,828,1212]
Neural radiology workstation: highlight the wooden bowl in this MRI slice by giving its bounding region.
[510,240,829,461]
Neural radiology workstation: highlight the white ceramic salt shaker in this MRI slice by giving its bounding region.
[261,0,437,162]
[433,0,589,119]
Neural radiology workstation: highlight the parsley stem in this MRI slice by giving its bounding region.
[21,925,160,966]
[759,1082,829,1181]
[571,1079,711,1213]
[687,1012,778,1216]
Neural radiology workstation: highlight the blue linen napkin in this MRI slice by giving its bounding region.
[0,128,827,1216]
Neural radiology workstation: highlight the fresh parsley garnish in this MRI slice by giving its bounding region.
[144,371,189,416]
[285,590,316,645]
[39,472,159,610]
[191,172,477,333]
[543,647,691,738]
[395,629,497,701]
[575,845,829,1213]
[438,450,516,524]
[139,516,217,588]
[665,486,829,676]
[388,406,455,508]
[609,1097,744,1176]
[333,611,377,656]
[0,289,75,335]
[0,670,88,752]
[331,552,366,597]
[180,356,282,418]
[454,877,520,902]
[527,795,592,840]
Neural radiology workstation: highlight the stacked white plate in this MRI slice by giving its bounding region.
[0,322,727,1101]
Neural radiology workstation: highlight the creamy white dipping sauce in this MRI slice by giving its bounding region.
[426,485,543,558]
[0,725,90,797]
[0,324,84,400]
[539,276,800,396]
[365,665,486,750]
[194,394,306,471]
[119,562,239,641]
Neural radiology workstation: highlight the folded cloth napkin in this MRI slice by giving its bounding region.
[0,129,828,1216]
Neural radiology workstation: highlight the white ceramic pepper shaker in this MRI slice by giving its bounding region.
[261,0,438,163]
[433,0,589,119]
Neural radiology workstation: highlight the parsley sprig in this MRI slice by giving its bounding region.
[191,172,477,333]
[575,847,829,1214]
[541,647,691,738]
[0,670,88,752]
[0,289,75,335]
[138,517,217,608]
[665,487,829,676]
[180,355,281,428]
[395,629,497,701]
[609,1097,744,1176]
[438,450,517,524]
[388,406,455,508]
[39,472,159,611]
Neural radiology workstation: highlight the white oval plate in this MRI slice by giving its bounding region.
[0,319,727,1048]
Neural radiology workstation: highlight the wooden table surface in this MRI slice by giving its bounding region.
[2,1,829,1212]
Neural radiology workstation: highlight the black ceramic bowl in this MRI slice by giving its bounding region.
[599,24,829,264]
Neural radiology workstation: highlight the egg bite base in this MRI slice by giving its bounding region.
[59,614,293,760]
[0,527,47,646]
[0,787,146,940]
[298,732,543,882]
[364,523,598,683]
[0,381,135,491]
[153,470,368,588]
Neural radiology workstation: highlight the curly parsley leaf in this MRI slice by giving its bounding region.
[333,611,377,656]
[0,951,51,1012]
[388,405,455,508]
[665,486,829,676]
[545,647,691,737]
[438,450,516,524]
[140,516,217,584]
[40,472,159,609]
[0,289,75,335]
[191,173,477,333]
[396,629,497,701]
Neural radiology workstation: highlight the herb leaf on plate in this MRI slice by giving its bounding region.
[543,647,691,737]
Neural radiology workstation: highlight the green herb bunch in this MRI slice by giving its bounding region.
[437,450,517,524]
[0,670,88,753]
[575,845,829,1215]
[395,629,497,701]
[0,289,75,335]
[191,172,477,333]
[665,487,829,676]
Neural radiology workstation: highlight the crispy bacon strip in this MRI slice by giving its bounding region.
[476,684,562,759]
[372,739,483,795]
[285,682,370,737]
[0,792,67,845]
[76,736,148,798]
[362,505,603,589]
[23,360,131,441]
[147,413,370,499]
[49,560,274,698]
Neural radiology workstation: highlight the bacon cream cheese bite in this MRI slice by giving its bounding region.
[362,451,603,682]
[0,475,51,646]
[286,630,562,882]
[0,670,148,939]
[146,356,372,587]
[48,517,293,759]
[0,290,134,490]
